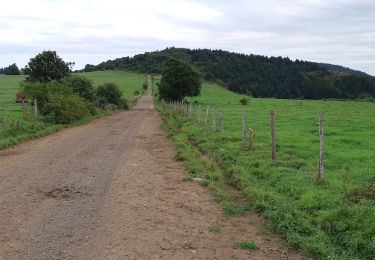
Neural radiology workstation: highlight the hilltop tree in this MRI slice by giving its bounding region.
[158,59,201,101]
[26,50,74,82]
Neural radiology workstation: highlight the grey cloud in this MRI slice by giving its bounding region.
[0,0,374,74]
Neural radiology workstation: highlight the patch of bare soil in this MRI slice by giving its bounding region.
[0,95,309,259]
[43,186,90,199]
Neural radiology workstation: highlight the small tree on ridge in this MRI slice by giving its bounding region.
[158,59,201,101]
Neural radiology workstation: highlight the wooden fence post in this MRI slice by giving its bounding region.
[242,111,246,146]
[270,110,276,161]
[34,99,38,118]
[212,110,216,131]
[318,113,325,181]
[205,106,209,128]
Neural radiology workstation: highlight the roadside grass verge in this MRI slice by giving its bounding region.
[0,110,109,150]
[156,82,375,260]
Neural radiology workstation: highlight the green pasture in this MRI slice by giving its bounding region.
[0,74,26,103]
[0,71,146,149]
[0,71,146,103]
[77,70,147,97]
[0,75,27,121]
[160,82,375,259]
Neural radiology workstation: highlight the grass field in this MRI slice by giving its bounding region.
[159,82,375,259]
[77,70,147,97]
[0,71,146,149]
[0,71,146,104]
[0,75,26,103]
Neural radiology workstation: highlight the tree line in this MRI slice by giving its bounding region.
[80,47,375,100]
[0,63,21,75]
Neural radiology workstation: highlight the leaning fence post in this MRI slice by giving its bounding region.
[318,113,325,181]
[242,111,246,146]
[198,105,201,127]
[34,99,38,118]
[205,106,209,128]
[270,110,276,161]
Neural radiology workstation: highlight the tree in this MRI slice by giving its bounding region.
[158,59,201,101]
[83,64,96,72]
[3,63,20,75]
[26,50,73,82]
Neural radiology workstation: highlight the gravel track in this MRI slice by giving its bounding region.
[0,95,309,259]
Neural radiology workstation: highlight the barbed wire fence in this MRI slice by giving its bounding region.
[160,99,325,181]
[1,100,38,127]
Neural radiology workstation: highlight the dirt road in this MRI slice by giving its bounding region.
[0,95,308,259]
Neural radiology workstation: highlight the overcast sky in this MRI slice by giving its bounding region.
[1,0,374,74]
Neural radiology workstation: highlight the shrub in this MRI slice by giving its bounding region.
[119,97,129,110]
[43,94,90,124]
[240,96,249,105]
[96,82,124,108]
[23,81,73,109]
[64,75,95,102]
[23,81,93,124]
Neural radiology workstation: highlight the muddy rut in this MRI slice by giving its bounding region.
[0,95,309,259]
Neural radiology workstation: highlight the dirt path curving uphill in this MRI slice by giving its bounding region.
[0,94,309,259]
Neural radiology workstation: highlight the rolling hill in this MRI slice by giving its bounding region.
[82,47,375,100]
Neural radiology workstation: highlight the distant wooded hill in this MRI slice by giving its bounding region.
[82,48,375,100]
[312,62,368,76]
